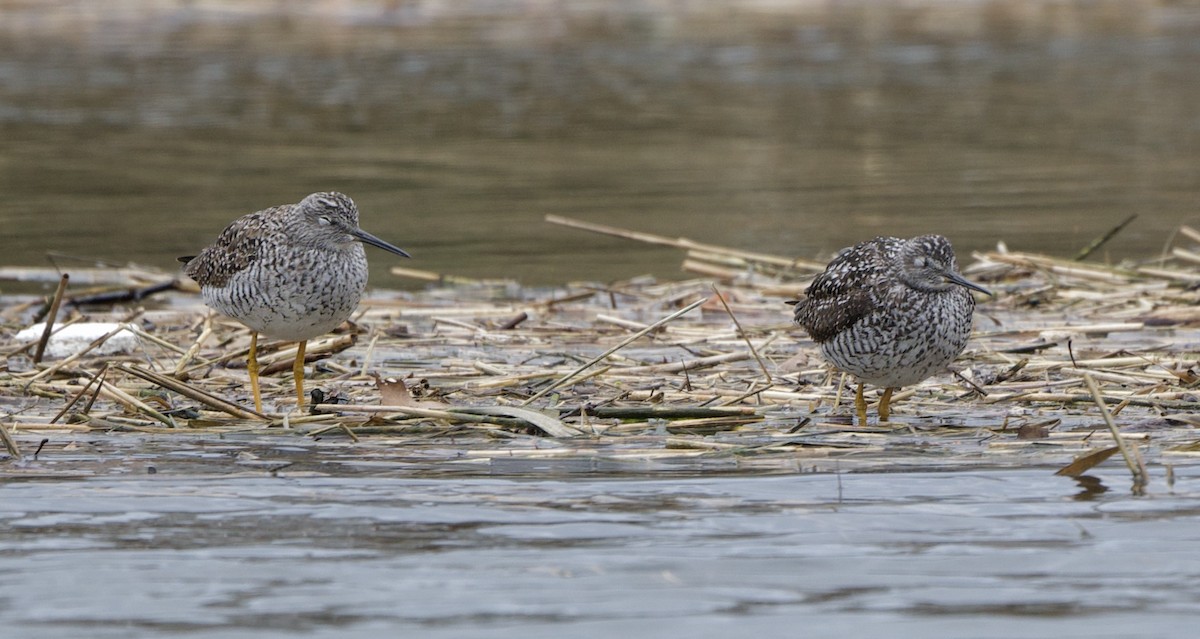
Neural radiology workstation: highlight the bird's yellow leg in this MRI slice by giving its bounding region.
[293,340,307,411]
[248,331,263,414]
[878,387,895,422]
[854,382,868,426]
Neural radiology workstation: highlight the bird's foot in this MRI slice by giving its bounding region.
[878,387,895,423]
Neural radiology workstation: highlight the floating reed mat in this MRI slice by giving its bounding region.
[5,222,1200,479]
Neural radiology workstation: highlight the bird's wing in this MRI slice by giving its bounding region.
[182,209,278,288]
[791,239,892,343]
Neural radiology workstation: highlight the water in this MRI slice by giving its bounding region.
[1,1,1199,287]
[4,2,1200,635]
[3,468,1199,638]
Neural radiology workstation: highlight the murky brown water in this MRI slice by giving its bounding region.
[2,1,1199,288]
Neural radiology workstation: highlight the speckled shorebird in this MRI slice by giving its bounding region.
[791,235,990,425]
[181,192,410,413]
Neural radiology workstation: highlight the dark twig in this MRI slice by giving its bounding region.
[1074,213,1137,261]
[33,274,70,363]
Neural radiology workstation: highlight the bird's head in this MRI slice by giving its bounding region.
[295,192,361,247]
[296,192,410,258]
[898,235,990,296]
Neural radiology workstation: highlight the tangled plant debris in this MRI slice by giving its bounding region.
[3,219,1200,483]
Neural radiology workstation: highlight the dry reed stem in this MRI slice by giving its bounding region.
[312,404,579,437]
[1082,373,1148,490]
[1073,213,1138,261]
[0,421,21,460]
[9,222,1200,473]
[91,374,175,427]
[172,315,214,376]
[711,284,773,384]
[125,324,195,357]
[1176,225,1200,246]
[33,273,69,363]
[612,351,750,376]
[115,363,267,421]
[520,296,708,406]
[49,364,108,424]
[546,214,821,269]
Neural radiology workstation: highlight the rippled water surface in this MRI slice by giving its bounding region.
[3,467,1200,638]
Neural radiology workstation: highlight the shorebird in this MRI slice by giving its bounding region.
[790,235,990,424]
[182,192,410,413]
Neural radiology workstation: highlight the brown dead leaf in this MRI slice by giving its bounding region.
[1140,306,1200,326]
[1016,421,1051,440]
[373,373,447,407]
[1054,446,1121,477]
[374,374,415,406]
[1164,367,1200,385]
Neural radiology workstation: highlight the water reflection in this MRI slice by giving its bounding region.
[0,1,1198,286]
[1069,474,1110,500]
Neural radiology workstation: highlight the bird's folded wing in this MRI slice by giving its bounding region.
[183,209,277,288]
[792,242,886,342]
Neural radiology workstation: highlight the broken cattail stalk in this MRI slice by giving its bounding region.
[1082,372,1148,491]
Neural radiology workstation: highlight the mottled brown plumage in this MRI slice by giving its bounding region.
[182,210,276,289]
[791,235,990,423]
[183,192,409,413]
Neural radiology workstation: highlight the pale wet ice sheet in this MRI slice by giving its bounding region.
[2,469,1199,638]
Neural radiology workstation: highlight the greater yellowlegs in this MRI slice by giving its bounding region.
[182,192,410,413]
[791,235,990,424]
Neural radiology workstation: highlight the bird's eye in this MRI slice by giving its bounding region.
[914,256,927,268]
[318,216,331,226]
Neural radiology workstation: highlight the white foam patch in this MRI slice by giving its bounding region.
[15,323,137,359]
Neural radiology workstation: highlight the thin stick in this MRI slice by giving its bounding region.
[952,370,988,397]
[360,332,381,377]
[711,283,773,384]
[1082,372,1147,491]
[545,214,817,268]
[176,335,258,375]
[584,406,758,418]
[716,382,773,407]
[172,315,214,377]
[520,296,708,406]
[0,421,21,460]
[65,279,177,306]
[499,311,529,330]
[1074,213,1137,261]
[79,367,107,416]
[612,351,749,375]
[313,404,577,437]
[389,266,494,286]
[81,372,176,427]
[33,273,70,363]
[124,324,193,357]
[115,363,268,421]
[1177,224,1200,245]
[50,364,109,424]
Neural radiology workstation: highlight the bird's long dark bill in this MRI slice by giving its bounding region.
[945,271,992,296]
[353,228,411,258]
